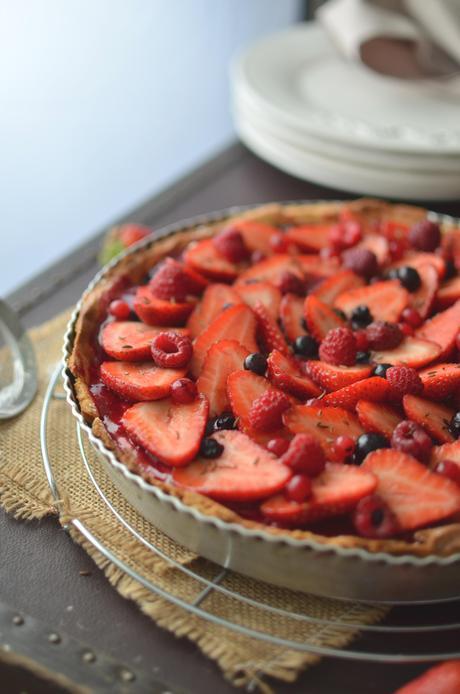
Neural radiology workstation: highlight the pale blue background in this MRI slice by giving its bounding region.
[0,0,302,295]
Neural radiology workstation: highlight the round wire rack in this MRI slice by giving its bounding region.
[41,363,460,667]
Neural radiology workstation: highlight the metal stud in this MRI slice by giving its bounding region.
[82,650,96,663]
[12,615,24,626]
[48,632,61,644]
[119,668,135,682]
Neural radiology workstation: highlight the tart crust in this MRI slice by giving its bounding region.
[67,199,460,558]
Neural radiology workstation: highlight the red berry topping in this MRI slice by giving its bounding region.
[328,221,362,252]
[354,329,369,352]
[170,377,198,404]
[270,232,289,253]
[331,435,355,463]
[150,258,202,302]
[365,321,403,350]
[285,474,312,503]
[266,437,290,457]
[391,419,433,462]
[342,247,378,279]
[151,332,193,368]
[386,366,423,396]
[401,307,423,328]
[318,327,357,366]
[280,433,326,477]
[251,250,266,264]
[353,494,400,538]
[213,227,250,263]
[248,390,291,432]
[408,219,441,252]
[435,460,460,486]
[399,321,414,337]
[276,271,305,296]
[388,238,406,260]
[119,224,151,246]
[108,299,131,320]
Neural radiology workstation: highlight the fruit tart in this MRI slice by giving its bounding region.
[68,198,460,560]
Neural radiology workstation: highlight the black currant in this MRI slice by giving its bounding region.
[354,433,390,464]
[213,412,236,431]
[356,351,371,364]
[293,335,318,357]
[350,304,373,327]
[396,267,421,292]
[449,412,460,439]
[199,437,224,458]
[244,353,267,376]
[373,363,392,378]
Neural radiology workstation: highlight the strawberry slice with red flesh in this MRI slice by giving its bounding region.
[235,254,302,287]
[236,281,281,321]
[172,430,291,502]
[186,283,242,339]
[133,286,195,326]
[232,220,279,256]
[304,295,346,342]
[394,660,460,694]
[190,304,258,378]
[253,301,290,356]
[279,293,308,342]
[410,262,439,320]
[297,254,339,279]
[284,224,331,252]
[196,340,250,416]
[389,251,446,279]
[403,394,455,444]
[283,405,364,458]
[371,336,441,369]
[355,234,389,265]
[430,442,460,469]
[320,377,394,410]
[100,321,189,361]
[334,280,409,323]
[415,300,460,361]
[100,361,186,401]
[121,395,209,466]
[183,238,239,282]
[419,363,460,400]
[356,400,403,439]
[267,349,322,399]
[261,463,377,526]
[310,270,364,306]
[363,449,460,531]
[436,275,460,309]
[306,360,372,392]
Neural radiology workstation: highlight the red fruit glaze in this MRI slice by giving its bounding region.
[319,327,357,366]
[353,494,400,539]
[151,332,193,368]
[391,420,433,463]
[108,299,131,320]
[285,474,312,503]
[266,438,290,457]
[280,434,326,476]
[386,366,423,396]
[170,378,198,404]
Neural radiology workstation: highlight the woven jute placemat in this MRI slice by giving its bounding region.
[0,310,386,693]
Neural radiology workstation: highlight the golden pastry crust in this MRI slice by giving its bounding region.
[67,199,460,558]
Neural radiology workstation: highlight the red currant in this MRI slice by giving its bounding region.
[399,321,414,337]
[266,438,290,457]
[354,329,369,352]
[170,378,197,404]
[331,435,355,463]
[108,299,131,320]
[401,307,423,328]
[353,494,399,538]
[435,460,460,486]
[285,474,312,503]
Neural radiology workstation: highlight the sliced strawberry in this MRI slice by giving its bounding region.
[279,293,308,342]
[100,361,186,401]
[297,254,339,278]
[232,219,279,256]
[310,270,364,306]
[363,449,460,530]
[355,233,389,265]
[100,321,189,361]
[320,377,393,410]
[133,286,195,326]
[190,304,258,378]
[235,254,302,287]
[304,295,346,342]
[284,405,364,457]
[436,276,460,309]
[236,281,281,320]
[371,336,441,369]
[409,262,439,319]
[394,661,460,694]
[253,301,290,355]
[415,300,460,360]
[306,361,372,392]
[389,251,446,279]
[284,224,331,252]
[419,363,460,400]
[121,395,208,466]
[183,238,239,281]
[261,463,377,525]
[267,349,322,399]
[356,400,403,439]
[186,283,242,339]
[172,430,291,501]
[334,280,409,322]
[430,442,460,469]
[403,394,455,443]
[196,340,249,416]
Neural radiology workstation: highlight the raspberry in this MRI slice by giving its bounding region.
[170,378,197,404]
[276,271,305,296]
[149,258,198,302]
[248,390,291,432]
[400,307,423,328]
[108,299,131,320]
[266,438,290,457]
[331,435,355,463]
[342,247,378,279]
[408,219,441,252]
[353,494,399,538]
[319,327,357,366]
[365,321,403,350]
[151,332,193,368]
[280,433,325,477]
[285,474,312,502]
[386,366,423,396]
[435,460,460,486]
[391,420,433,462]
[213,227,250,263]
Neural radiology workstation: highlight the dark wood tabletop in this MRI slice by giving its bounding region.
[3,143,460,693]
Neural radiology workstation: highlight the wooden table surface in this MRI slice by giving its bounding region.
[3,143,460,693]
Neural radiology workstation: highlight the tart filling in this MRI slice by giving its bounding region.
[68,199,460,556]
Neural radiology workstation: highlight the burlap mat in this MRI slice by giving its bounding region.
[0,310,386,693]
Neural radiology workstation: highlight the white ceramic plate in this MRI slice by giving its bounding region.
[233,23,460,154]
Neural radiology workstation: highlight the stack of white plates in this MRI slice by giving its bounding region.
[231,24,460,200]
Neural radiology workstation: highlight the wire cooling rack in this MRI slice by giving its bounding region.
[41,363,460,666]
